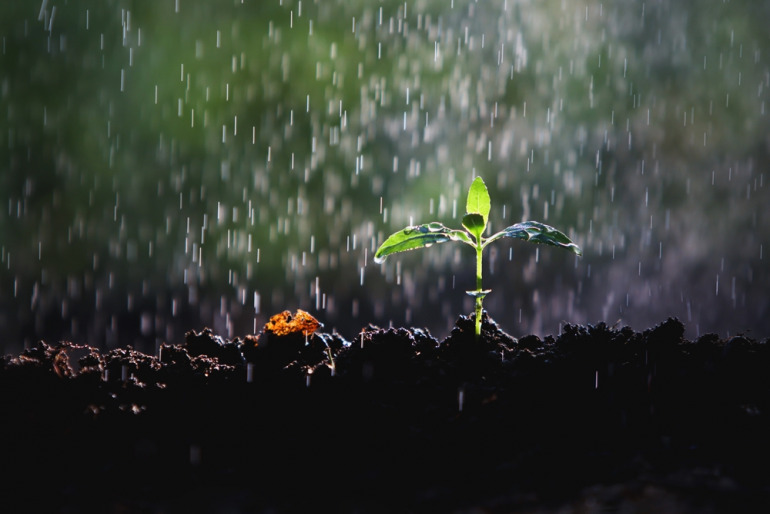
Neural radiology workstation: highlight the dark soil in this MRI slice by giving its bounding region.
[2,314,769,513]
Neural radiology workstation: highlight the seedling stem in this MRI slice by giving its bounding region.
[475,242,483,338]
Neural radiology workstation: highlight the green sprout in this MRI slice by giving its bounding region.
[374,177,582,340]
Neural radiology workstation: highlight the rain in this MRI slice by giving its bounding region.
[1,0,768,355]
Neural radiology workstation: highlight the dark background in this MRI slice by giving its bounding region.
[1,0,768,355]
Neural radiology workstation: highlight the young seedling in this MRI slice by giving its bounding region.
[374,177,582,340]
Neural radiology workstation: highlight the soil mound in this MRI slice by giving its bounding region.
[2,314,769,512]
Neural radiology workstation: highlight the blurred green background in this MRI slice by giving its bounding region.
[1,0,768,354]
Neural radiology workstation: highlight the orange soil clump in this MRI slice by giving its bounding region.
[265,309,321,337]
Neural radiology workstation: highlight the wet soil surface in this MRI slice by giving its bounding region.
[2,314,769,513]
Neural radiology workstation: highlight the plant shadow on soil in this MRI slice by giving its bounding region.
[1,313,770,513]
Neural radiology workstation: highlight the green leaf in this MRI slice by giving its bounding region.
[465,177,490,226]
[374,222,473,263]
[487,220,582,256]
[462,213,485,241]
